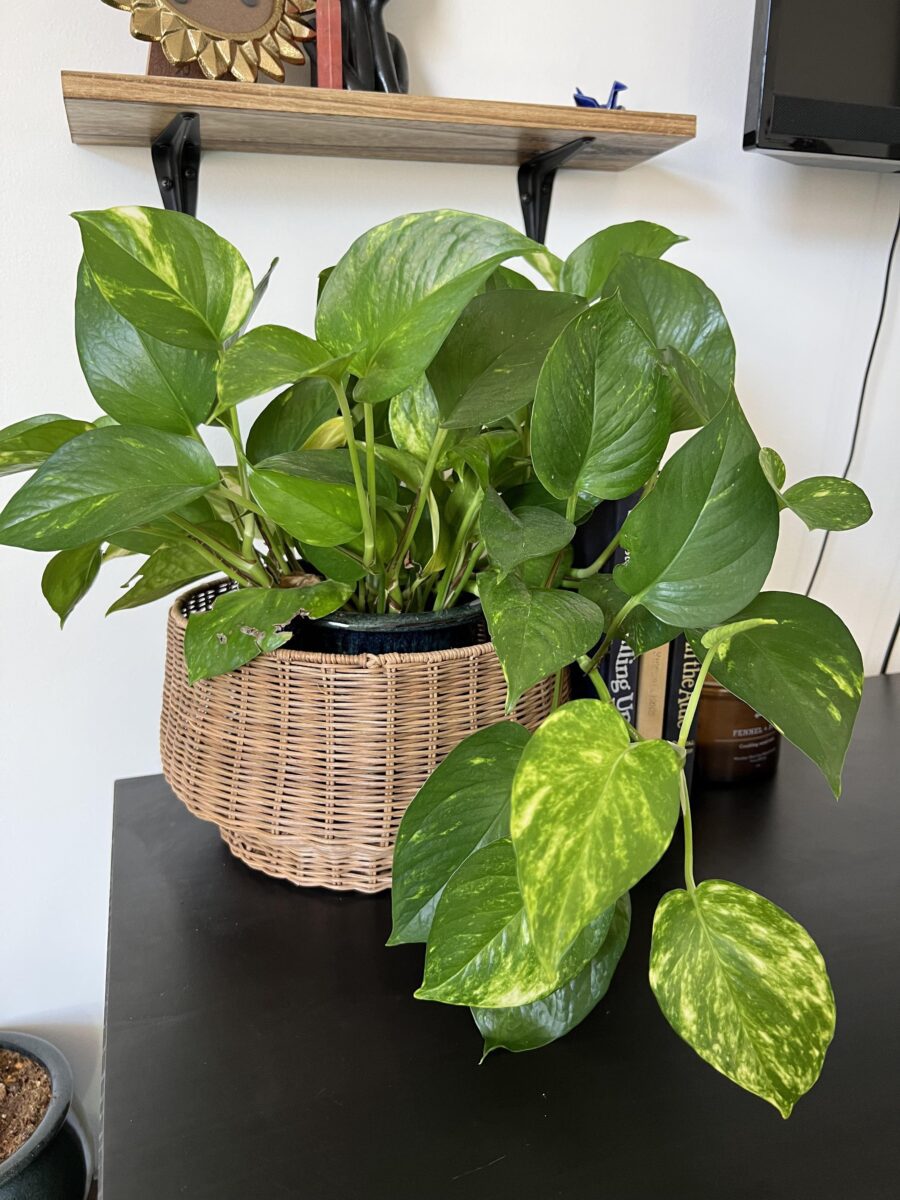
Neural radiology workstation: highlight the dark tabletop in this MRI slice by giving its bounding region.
[102,675,899,1200]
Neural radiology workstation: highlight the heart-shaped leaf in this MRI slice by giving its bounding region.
[41,542,103,626]
[480,487,574,574]
[650,880,835,1118]
[781,477,872,531]
[615,397,779,626]
[560,221,686,301]
[472,893,631,1057]
[183,579,353,683]
[415,838,614,1008]
[689,591,863,797]
[604,254,736,412]
[389,721,531,945]
[479,570,603,710]
[511,700,683,968]
[531,297,670,502]
[660,348,731,431]
[0,415,94,478]
[428,290,585,429]
[74,207,253,350]
[75,261,217,433]
[316,211,538,404]
[0,426,219,550]
[217,325,339,410]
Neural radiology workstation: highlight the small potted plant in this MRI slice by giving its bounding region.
[0,207,870,1115]
[0,1032,92,1199]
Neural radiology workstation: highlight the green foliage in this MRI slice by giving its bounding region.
[0,204,873,1114]
[650,881,835,1118]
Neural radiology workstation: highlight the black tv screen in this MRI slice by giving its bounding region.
[745,0,900,168]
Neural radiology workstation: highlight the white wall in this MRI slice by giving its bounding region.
[1,0,898,1135]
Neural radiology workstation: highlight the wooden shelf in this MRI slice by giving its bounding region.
[61,72,695,172]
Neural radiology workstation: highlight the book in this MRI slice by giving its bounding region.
[663,636,702,786]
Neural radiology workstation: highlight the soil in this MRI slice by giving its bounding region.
[0,1049,52,1164]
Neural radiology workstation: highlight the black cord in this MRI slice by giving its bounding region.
[805,201,900,614]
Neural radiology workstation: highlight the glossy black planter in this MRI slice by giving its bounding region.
[0,1034,92,1200]
[285,599,489,656]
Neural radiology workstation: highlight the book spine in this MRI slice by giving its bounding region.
[663,636,703,785]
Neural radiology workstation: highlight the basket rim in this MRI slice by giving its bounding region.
[168,584,498,669]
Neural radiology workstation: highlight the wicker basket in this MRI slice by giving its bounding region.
[160,583,566,893]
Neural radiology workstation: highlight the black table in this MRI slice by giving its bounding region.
[102,675,899,1199]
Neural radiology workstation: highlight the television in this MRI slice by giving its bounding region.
[745,0,900,170]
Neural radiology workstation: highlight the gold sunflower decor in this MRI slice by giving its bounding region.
[102,0,317,83]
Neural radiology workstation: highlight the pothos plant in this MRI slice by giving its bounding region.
[0,207,871,1116]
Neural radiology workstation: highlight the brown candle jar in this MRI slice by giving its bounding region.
[695,677,781,785]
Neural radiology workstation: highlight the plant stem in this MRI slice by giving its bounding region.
[434,489,482,610]
[444,540,484,609]
[222,409,261,560]
[364,405,378,539]
[168,515,271,587]
[568,530,622,580]
[582,594,640,674]
[586,667,611,702]
[332,382,377,573]
[680,772,696,893]
[678,647,715,749]
[550,670,563,712]
[386,427,448,588]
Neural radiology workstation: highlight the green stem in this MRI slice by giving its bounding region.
[678,647,715,749]
[586,667,611,702]
[434,489,482,610]
[332,382,377,572]
[680,773,696,893]
[168,515,271,588]
[444,540,484,609]
[222,409,260,560]
[582,594,640,674]
[550,670,563,712]
[364,405,378,540]
[386,427,448,587]
[568,530,622,580]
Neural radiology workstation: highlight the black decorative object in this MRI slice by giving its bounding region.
[151,112,201,216]
[307,0,409,93]
[518,137,594,243]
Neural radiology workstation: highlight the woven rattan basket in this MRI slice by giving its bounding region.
[160,582,566,893]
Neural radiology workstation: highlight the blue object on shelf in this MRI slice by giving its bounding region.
[574,81,628,110]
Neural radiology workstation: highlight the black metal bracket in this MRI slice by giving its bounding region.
[151,112,201,216]
[518,137,594,243]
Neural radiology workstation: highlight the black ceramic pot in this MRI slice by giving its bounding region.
[285,598,489,657]
[0,1034,92,1200]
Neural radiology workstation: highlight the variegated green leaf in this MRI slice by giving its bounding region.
[73,207,253,350]
[758,446,787,492]
[660,348,730,432]
[389,376,441,460]
[479,487,574,575]
[107,540,219,613]
[478,570,603,711]
[75,261,217,433]
[781,476,872,531]
[560,220,686,301]
[532,296,669,502]
[700,618,778,653]
[389,721,531,945]
[615,397,779,627]
[472,893,631,1057]
[217,325,343,410]
[650,880,835,1118]
[511,700,683,968]
[415,838,614,1008]
[248,453,363,548]
[183,580,353,683]
[0,415,93,478]
[316,210,539,404]
[689,591,863,797]
[0,427,219,551]
[41,542,103,626]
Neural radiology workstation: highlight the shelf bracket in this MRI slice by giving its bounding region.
[151,112,201,216]
[518,137,594,243]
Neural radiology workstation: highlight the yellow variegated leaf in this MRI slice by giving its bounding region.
[650,880,835,1118]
